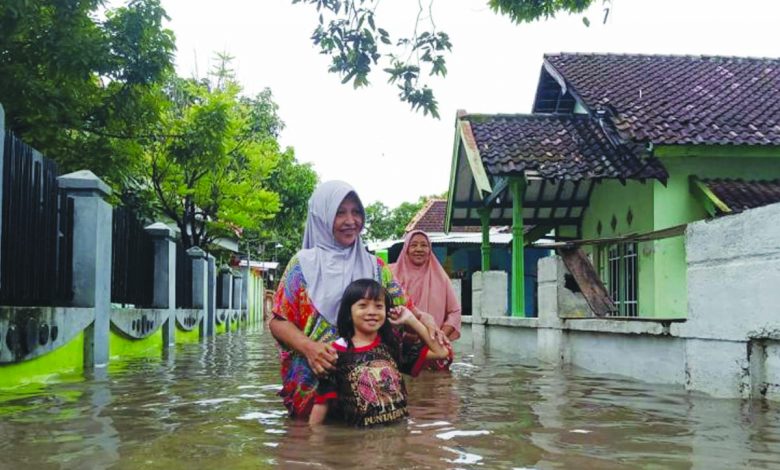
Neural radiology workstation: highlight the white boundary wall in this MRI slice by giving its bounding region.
[461,202,780,400]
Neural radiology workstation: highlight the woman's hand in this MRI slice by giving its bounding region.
[430,328,451,346]
[415,309,451,347]
[301,339,338,376]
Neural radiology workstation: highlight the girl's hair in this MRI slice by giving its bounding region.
[337,278,399,358]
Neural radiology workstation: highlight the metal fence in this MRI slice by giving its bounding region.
[0,131,74,306]
[175,242,193,308]
[111,206,154,306]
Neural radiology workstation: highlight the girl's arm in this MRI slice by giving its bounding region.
[391,307,450,360]
[309,403,328,425]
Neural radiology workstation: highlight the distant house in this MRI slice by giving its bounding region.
[387,198,549,315]
[447,53,780,318]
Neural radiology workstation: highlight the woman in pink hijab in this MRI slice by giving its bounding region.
[391,230,461,369]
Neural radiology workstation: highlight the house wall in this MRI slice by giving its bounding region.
[460,202,780,400]
[581,180,656,316]
[580,154,780,318]
[652,155,780,318]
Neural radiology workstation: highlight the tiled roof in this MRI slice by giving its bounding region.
[702,178,780,213]
[543,53,780,145]
[461,114,667,180]
[406,199,480,233]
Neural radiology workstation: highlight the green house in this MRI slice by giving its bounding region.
[446,53,780,319]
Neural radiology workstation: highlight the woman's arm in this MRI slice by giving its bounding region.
[269,317,338,375]
[441,324,460,341]
[309,403,328,425]
[411,307,451,346]
[442,280,463,341]
[391,307,449,360]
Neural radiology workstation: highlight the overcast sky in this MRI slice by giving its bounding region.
[157,0,780,208]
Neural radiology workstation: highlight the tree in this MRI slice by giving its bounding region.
[0,0,175,188]
[145,61,283,249]
[363,198,427,242]
[263,149,319,268]
[291,0,598,117]
[364,202,394,242]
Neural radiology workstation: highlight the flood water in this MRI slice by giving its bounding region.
[2,329,780,469]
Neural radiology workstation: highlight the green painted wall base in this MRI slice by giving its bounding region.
[176,327,201,344]
[0,332,85,389]
[109,329,163,360]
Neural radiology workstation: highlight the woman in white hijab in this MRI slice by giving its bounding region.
[269,181,441,419]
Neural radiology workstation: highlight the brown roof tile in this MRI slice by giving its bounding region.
[406,199,481,233]
[461,113,667,180]
[543,53,780,145]
[702,178,780,213]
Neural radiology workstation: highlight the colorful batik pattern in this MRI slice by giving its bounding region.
[272,256,411,418]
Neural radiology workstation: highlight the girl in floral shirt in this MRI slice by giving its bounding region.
[309,278,451,427]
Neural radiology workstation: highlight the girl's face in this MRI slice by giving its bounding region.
[407,233,430,267]
[333,194,364,247]
[350,295,387,336]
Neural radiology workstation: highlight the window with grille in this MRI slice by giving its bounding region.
[598,243,638,317]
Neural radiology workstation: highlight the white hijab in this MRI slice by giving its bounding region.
[298,181,377,324]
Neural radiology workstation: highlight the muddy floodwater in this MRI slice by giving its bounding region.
[2,329,780,469]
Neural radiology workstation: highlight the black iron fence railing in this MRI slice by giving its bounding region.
[0,131,74,306]
[111,206,154,306]
[175,242,193,308]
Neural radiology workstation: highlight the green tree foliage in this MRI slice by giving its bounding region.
[292,0,597,117]
[263,149,319,267]
[364,198,427,242]
[488,0,595,24]
[0,0,175,187]
[145,60,283,248]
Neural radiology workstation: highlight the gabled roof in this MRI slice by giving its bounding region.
[539,53,780,146]
[461,113,667,180]
[405,199,481,233]
[701,178,780,214]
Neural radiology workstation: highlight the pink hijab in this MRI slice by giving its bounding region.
[390,230,461,334]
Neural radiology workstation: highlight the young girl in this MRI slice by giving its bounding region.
[309,278,451,427]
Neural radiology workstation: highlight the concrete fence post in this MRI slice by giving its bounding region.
[187,247,208,339]
[471,271,508,351]
[232,273,243,313]
[537,256,564,365]
[145,222,176,348]
[57,170,113,369]
[206,254,216,336]
[219,271,232,309]
[240,266,249,310]
[470,272,487,350]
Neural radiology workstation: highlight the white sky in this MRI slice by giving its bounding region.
[157,0,780,207]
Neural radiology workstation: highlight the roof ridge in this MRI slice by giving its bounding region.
[544,52,780,62]
[461,113,591,120]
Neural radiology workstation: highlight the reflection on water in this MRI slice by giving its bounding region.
[2,330,780,469]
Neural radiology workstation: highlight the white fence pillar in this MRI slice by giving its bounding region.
[206,254,216,336]
[146,223,176,348]
[58,170,113,369]
[187,247,208,339]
